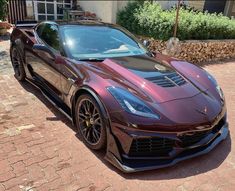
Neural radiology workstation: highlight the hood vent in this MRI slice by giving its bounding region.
[146,72,187,88]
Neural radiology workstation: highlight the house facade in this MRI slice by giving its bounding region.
[25,0,127,23]
[78,0,235,23]
[9,0,235,24]
[26,0,74,21]
[190,0,235,17]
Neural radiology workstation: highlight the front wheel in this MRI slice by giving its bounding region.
[75,94,107,150]
[11,47,26,81]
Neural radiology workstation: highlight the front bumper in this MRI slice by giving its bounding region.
[105,121,229,173]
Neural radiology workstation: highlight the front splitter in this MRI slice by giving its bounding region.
[105,123,229,173]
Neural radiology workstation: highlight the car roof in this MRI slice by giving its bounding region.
[38,20,115,27]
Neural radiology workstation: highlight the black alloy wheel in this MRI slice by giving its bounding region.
[76,94,107,150]
[11,47,26,81]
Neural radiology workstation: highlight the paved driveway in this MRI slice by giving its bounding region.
[0,39,235,191]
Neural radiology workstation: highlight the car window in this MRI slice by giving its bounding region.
[36,23,45,37]
[61,25,147,60]
[39,23,60,51]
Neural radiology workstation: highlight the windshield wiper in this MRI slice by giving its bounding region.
[103,50,130,54]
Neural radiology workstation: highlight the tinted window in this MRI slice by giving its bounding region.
[36,23,44,37]
[60,25,147,60]
[39,23,60,51]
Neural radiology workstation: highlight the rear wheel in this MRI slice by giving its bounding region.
[75,94,107,150]
[11,47,26,81]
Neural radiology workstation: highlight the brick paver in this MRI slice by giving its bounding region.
[0,39,235,191]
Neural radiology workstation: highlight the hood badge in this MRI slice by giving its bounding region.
[195,106,208,116]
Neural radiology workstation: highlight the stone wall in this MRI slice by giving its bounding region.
[141,37,235,63]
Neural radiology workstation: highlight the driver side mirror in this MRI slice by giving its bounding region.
[32,44,56,60]
[142,40,150,47]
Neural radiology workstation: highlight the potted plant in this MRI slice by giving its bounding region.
[0,0,10,35]
[0,21,11,35]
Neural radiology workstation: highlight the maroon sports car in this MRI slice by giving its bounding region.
[10,20,228,172]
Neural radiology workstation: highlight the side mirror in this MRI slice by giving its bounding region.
[32,44,55,60]
[143,40,150,47]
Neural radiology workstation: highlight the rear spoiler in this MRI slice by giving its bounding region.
[16,20,38,28]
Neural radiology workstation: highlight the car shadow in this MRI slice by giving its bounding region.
[18,80,76,131]
[19,80,231,180]
[0,34,10,42]
[0,50,8,57]
[91,134,231,180]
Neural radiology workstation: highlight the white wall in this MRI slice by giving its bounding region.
[79,1,116,23]
[26,0,34,19]
[79,0,128,23]
[157,1,191,10]
[157,0,205,11]
[188,0,205,11]
[117,1,128,11]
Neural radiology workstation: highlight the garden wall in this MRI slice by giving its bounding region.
[142,37,235,63]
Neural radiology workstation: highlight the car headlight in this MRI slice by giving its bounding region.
[107,87,160,119]
[207,72,224,100]
[216,85,224,100]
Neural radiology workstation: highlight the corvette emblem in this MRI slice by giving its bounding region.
[196,106,208,115]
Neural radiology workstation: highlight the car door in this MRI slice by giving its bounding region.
[28,23,63,98]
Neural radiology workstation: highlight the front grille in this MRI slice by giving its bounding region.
[129,137,175,157]
[128,116,225,157]
[146,72,187,88]
[178,130,211,147]
[178,117,225,147]
[212,117,225,133]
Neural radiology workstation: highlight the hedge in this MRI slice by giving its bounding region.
[0,0,8,21]
[117,1,235,40]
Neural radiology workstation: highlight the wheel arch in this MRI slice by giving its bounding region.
[10,39,25,64]
[71,86,123,162]
[11,38,23,51]
[71,86,110,128]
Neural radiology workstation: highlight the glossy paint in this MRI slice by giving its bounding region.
[10,21,228,172]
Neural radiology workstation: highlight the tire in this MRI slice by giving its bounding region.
[75,93,107,150]
[11,46,26,81]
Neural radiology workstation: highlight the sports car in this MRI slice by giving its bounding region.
[10,20,228,172]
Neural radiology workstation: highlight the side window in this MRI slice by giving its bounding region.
[36,23,45,37]
[40,23,60,51]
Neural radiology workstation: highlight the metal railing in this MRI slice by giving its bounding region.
[7,0,27,24]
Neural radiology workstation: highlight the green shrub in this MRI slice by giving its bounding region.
[117,1,235,40]
[0,0,8,21]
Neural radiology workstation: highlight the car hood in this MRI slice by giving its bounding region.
[81,54,204,104]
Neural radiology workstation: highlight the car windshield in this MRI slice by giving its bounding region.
[60,25,148,60]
